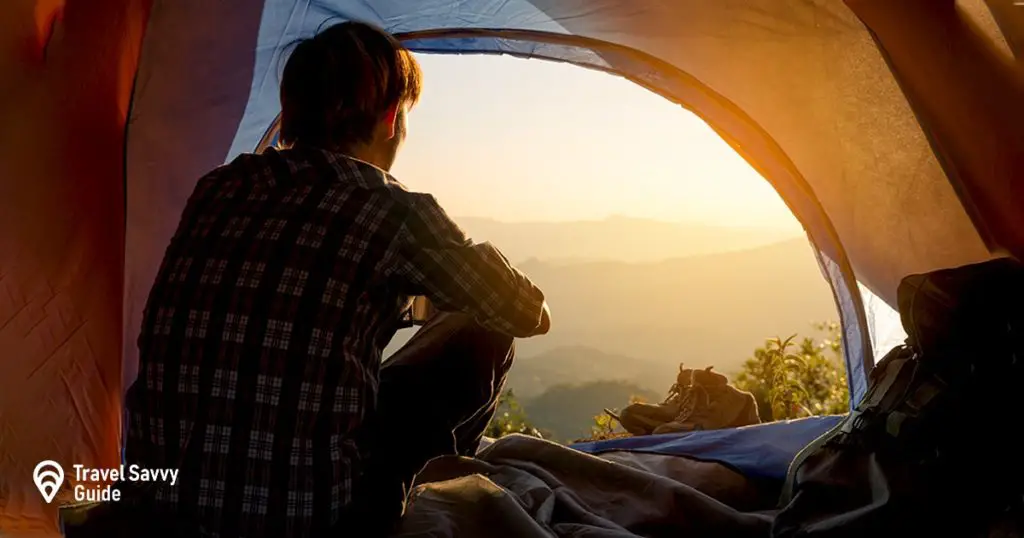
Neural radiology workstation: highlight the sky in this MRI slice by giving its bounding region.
[389,53,801,231]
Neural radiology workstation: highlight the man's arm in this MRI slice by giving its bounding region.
[388,193,550,338]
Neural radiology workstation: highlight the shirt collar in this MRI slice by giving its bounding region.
[273,145,407,190]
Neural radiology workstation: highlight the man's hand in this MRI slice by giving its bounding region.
[534,301,551,336]
[410,296,436,324]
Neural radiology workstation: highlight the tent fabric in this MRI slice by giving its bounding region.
[851,0,1024,262]
[571,415,844,482]
[860,283,908,365]
[1,0,1020,534]
[814,249,870,403]
[0,1,152,535]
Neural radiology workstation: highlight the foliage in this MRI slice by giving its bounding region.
[573,394,649,443]
[589,411,620,440]
[733,321,849,421]
[484,389,545,439]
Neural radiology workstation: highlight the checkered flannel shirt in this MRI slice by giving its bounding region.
[124,147,547,538]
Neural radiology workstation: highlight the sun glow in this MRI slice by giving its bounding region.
[391,54,801,232]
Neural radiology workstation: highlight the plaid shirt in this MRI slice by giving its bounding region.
[124,147,546,538]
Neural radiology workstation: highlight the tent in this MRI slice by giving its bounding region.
[1,0,1021,534]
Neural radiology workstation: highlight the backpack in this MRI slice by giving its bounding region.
[773,258,1024,537]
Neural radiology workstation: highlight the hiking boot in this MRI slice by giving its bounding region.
[618,363,700,435]
[617,401,681,435]
[689,365,729,387]
[620,365,759,435]
[652,384,760,434]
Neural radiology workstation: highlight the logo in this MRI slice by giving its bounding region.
[33,460,64,504]
[32,461,180,503]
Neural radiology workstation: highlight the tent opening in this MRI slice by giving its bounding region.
[259,51,863,442]
[248,30,883,410]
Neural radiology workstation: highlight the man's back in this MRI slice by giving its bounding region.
[124,147,546,537]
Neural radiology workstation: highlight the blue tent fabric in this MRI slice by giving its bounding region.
[571,415,843,481]
[225,0,577,160]
[815,249,871,405]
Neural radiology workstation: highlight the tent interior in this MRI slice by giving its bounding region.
[1,0,1022,535]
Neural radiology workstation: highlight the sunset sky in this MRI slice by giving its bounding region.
[390,53,801,232]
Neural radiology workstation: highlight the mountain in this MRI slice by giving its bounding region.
[521,380,662,443]
[505,345,669,400]
[386,237,838,376]
[455,215,800,264]
[510,238,836,374]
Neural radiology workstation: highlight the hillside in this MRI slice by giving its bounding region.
[521,380,662,442]
[505,345,670,400]
[456,215,799,264]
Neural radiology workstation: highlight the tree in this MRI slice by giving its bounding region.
[734,321,849,421]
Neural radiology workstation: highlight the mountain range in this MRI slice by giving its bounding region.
[508,236,837,372]
[385,219,838,385]
[455,215,799,264]
[505,346,670,400]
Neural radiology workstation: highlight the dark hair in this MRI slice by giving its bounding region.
[279,21,422,149]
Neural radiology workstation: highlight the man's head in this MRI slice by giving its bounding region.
[279,21,422,170]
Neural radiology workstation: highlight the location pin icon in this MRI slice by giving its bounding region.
[33,460,64,504]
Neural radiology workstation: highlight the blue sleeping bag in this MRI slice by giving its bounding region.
[571,415,843,481]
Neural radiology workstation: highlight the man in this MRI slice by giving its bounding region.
[122,21,551,538]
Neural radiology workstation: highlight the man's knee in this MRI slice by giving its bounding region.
[456,319,515,369]
[397,312,515,370]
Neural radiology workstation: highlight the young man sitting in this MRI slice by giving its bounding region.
[122,21,551,538]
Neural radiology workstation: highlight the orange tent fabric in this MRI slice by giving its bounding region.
[0,0,150,534]
[846,0,1024,262]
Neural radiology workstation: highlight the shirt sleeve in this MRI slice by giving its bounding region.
[388,193,547,338]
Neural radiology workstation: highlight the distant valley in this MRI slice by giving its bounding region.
[386,217,836,376]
